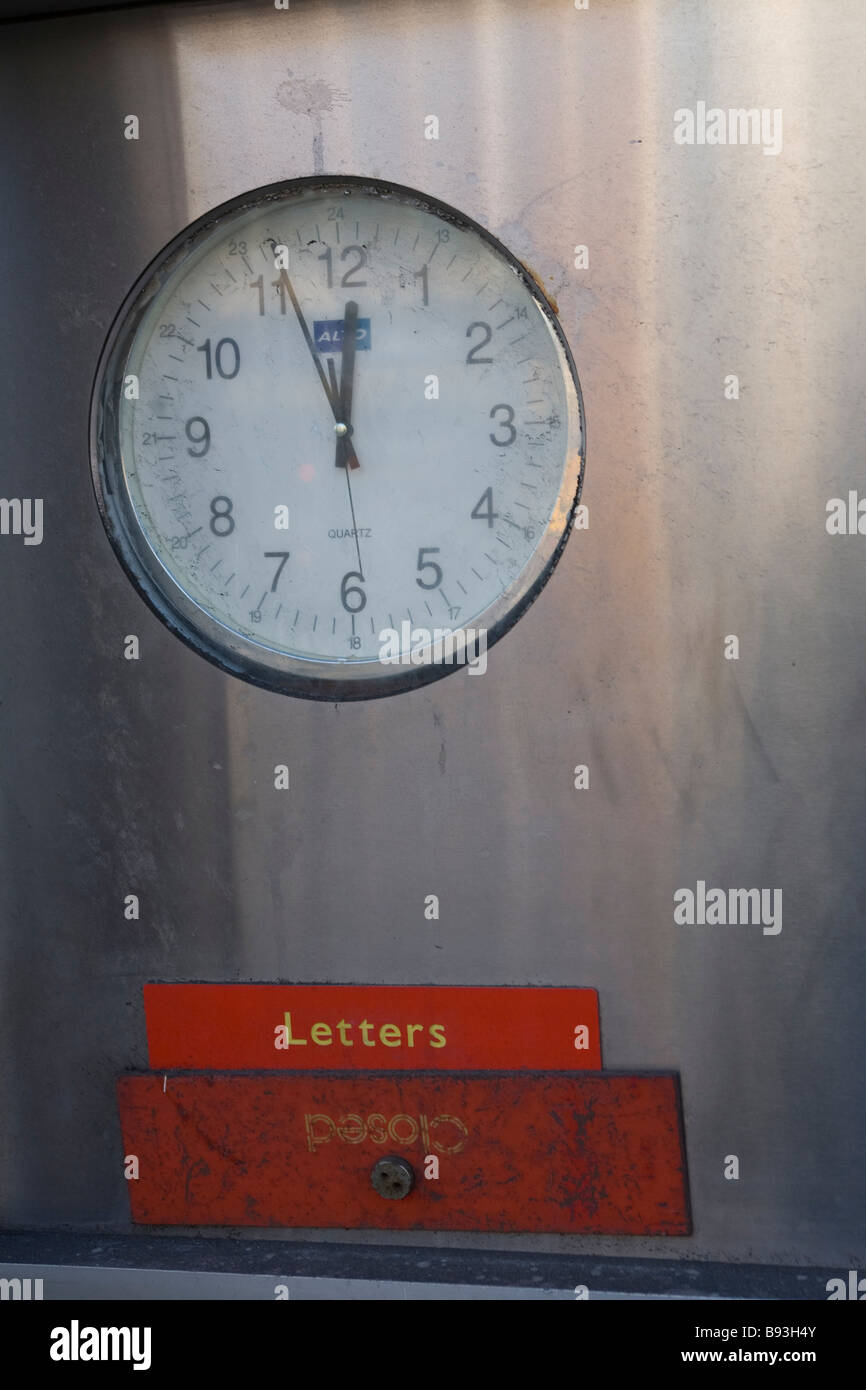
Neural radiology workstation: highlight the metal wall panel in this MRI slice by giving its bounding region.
[1,0,864,1270]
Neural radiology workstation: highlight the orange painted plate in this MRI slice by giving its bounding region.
[117,1071,690,1235]
[144,984,602,1071]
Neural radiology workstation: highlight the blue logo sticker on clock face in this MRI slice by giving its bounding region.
[313,318,371,351]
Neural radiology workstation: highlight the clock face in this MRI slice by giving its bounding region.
[91,177,585,699]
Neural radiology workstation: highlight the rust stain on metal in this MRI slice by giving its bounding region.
[519,259,559,316]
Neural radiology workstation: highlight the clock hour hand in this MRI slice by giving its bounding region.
[334,300,359,470]
[328,304,365,577]
[327,357,340,408]
[328,357,359,477]
[282,270,360,469]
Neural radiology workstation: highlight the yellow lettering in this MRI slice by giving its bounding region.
[388,1114,419,1145]
[336,1114,366,1143]
[367,1113,388,1144]
[284,1011,308,1045]
[431,1114,468,1155]
[304,1113,335,1151]
[286,1015,448,1051]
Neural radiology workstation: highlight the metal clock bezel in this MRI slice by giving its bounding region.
[90,174,586,701]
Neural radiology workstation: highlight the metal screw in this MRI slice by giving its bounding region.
[371,1155,415,1200]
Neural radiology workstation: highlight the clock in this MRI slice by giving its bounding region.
[91,176,585,700]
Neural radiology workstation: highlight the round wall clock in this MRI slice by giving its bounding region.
[91,176,585,700]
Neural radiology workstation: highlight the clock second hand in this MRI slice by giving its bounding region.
[342,446,365,581]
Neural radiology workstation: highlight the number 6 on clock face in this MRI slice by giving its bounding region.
[91,176,585,700]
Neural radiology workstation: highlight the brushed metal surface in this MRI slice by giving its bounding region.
[0,0,864,1269]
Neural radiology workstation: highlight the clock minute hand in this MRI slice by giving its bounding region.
[282,270,360,470]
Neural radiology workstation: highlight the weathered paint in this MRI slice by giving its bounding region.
[117,1072,690,1235]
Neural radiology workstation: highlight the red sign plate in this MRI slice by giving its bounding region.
[117,1072,690,1234]
[143,984,602,1071]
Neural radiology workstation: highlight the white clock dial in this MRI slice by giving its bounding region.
[92,178,585,699]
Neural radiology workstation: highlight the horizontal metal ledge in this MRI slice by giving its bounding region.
[0,1232,834,1301]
